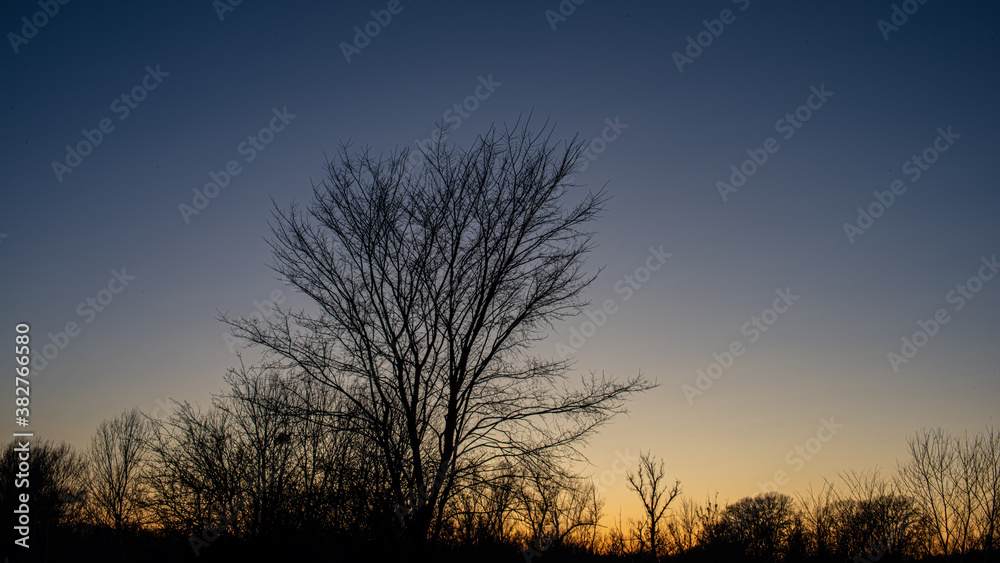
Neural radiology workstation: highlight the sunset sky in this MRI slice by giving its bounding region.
[1,0,998,521]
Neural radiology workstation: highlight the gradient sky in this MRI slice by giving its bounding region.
[1,0,998,522]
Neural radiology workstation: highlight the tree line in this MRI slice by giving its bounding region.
[2,389,997,562]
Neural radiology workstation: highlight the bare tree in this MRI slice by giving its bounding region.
[86,407,151,556]
[145,401,241,536]
[898,429,962,555]
[665,497,700,554]
[834,468,926,559]
[626,451,681,559]
[796,481,837,560]
[446,462,519,547]
[600,509,643,557]
[973,427,1000,559]
[223,119,652,550]
[701,492,802,563]
[1,439,87,557]
[275,367,385,539]
[515,457,602,556]
[214,363,299,540]
[897,427,1000,557]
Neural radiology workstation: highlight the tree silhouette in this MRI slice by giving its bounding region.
[222,119,652,553]
[699,492,803,563]
[515,456,602,557]
[145,401,242,538]
[626,451,681,559]
[0,439,87,559]
[665,497,700,554]
[86,408,151,559]
[897,427,1000,558]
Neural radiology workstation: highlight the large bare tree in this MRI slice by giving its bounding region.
[223,120,651,551]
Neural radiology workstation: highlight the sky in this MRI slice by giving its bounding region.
[1,0,998,522]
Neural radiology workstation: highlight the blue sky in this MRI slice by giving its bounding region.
[1,0,998,516]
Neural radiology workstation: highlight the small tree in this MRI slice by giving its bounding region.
[626,451,681,559]
[665,497,700,554]
[87,407,151,558]
[515,458,602,556]
[145,401,241,535]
